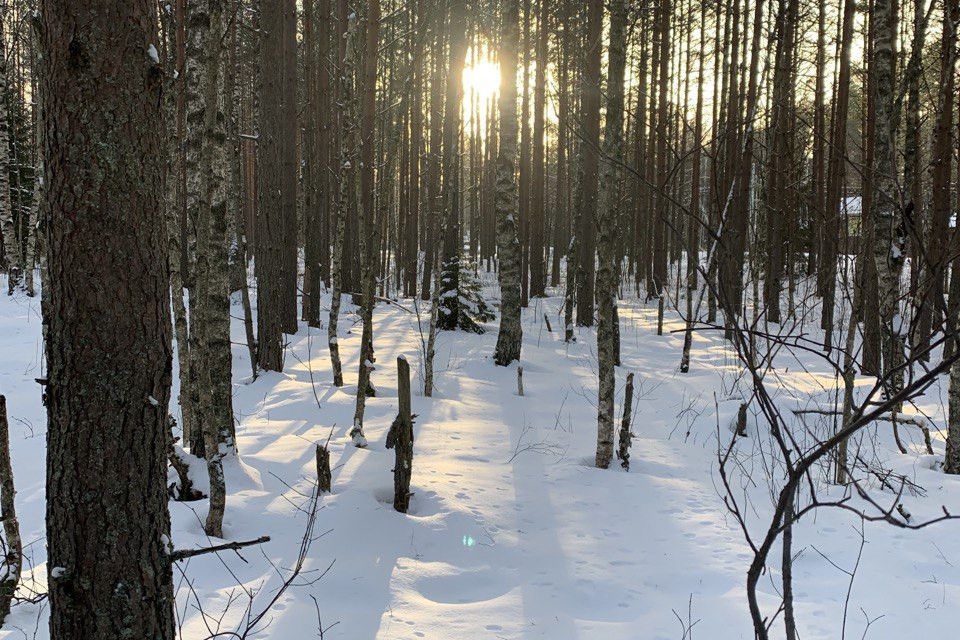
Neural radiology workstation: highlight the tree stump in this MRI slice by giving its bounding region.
[517,366,525,396]
[617,373,635,470]
[316,443,332,493]
[386,356,414,512]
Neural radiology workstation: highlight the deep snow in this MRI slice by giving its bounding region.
[0,274,958,639]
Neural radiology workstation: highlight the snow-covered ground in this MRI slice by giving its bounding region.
[1,276,959,639]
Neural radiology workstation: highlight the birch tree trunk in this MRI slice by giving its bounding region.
[595,0,623,470]
[871,0,904,392]
[328,1,355,388]
[165,0,194,450]
[193,0,233,538]
[493,0,523,366]
[351,0,381,448]
[0,396,21,622]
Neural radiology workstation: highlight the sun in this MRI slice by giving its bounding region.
[462,61,501,101]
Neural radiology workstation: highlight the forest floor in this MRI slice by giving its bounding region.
[1,274,959,639]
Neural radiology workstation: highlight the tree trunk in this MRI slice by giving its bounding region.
[494,0,523,366]
[528,0,549,298]
[387,357,414,512]
[192,0,233,539]
[351,0,381,447]
[0,11,16,295]
[437,0,468,331]
[0,396,21,622]
[256,0,297,371]
[596,0,623,470]
[574,0,602,328]
[328,0,356,388]
[41,1,176,635]
[871,0,903,390]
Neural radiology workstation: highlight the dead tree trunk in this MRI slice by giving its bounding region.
[387,356,415,512]
[616,373,635,470]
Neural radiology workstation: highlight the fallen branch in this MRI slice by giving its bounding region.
[791,409,935,454]
[170,536,271,562]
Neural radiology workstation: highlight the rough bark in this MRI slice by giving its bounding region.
[528,0,549,298]
[41,1,176,635]
[256,0,296,371]
[386,356,414,512]
[437,0,468,331]
[616,372,634,471]
[0,11,16,295]
[574,0,602,328]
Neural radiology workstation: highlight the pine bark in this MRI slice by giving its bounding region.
[574,0,602,328]
[256,0,296,371]
[919,0,957,358]
[528,0,548,298]
[0,11,16,295]
[41,1,176,635]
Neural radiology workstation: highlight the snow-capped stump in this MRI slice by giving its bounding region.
[386,356,415,513]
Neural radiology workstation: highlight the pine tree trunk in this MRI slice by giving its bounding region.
[0,11,16,296]
[528,0,548,298]
[256,0,295,371]
[302,0,322,325]
[437,0,468,331]
[41,1,176,635]
[920,0,957,359]
[574,0,602,328]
